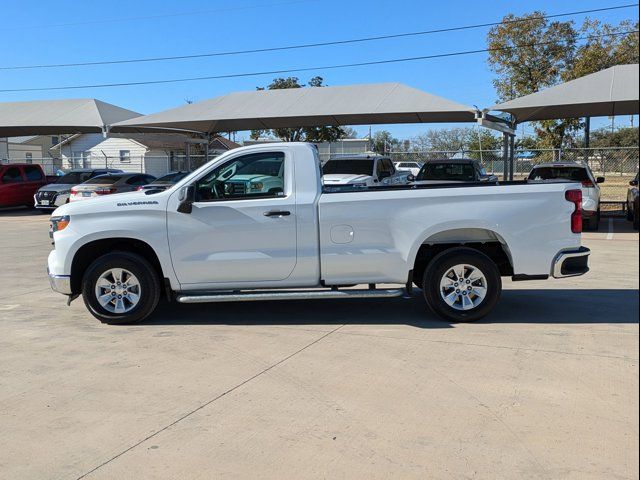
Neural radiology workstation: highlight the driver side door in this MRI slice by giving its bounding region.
[166,150,297,288]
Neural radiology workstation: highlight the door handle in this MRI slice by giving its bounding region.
[263,210,291,217]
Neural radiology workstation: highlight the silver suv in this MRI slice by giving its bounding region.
[528,162,604,230]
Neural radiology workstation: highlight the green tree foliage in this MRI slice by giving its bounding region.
[487,13,639,148]
[249,77,352,142]
[371,130,399,154]
[590,126,639,148]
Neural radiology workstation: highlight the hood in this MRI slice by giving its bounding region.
[38,183,75,192]
[322,174,372,185]
[53,190,164,216]
[229,174,270,182]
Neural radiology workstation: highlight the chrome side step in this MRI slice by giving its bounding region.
[176,288,405,304]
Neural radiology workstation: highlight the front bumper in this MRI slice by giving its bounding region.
[34,193,69,209]
[47,268,72,295]
[552,247,590,278]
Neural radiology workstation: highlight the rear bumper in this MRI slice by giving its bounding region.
[47,268,72,295]
[552,247,590,278]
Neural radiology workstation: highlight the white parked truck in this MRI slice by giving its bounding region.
[322,155,410,187]
[47,143,590,324]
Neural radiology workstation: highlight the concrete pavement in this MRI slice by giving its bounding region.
[0,210,637,480]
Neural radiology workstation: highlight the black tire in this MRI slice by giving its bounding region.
[626,202,633,221]
[586,211,600,231]
[82,251,160,324]
[422,247,502,323]
[634,200,639,230]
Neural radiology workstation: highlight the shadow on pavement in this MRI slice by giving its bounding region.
[0,207,48,217]
[145,288,639,328]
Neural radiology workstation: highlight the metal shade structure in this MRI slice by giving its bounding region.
[489,64,639,122]
[0,98,142,137]
[112,83,479,134]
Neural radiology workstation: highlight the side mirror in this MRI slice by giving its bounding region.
[177,185,195,214]
[630,180,638,186]
[596,177,605,184]
[406,174,415,182]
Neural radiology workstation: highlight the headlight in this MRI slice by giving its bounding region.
[250,182,264,190]
[50,215,70,236]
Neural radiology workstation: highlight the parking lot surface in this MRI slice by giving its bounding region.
[0,209,638,480]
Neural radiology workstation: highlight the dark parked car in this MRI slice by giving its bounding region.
[69,173,156,202]
[35,168,123,210]
[137,171,190,192]
[414,159,498,184]
[627,173,639,230]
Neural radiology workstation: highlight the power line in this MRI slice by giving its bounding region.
[0,30,636,93]
[1,4,637,71]
[0,0,318,31]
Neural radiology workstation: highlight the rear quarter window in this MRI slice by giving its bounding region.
[24,166,43,181]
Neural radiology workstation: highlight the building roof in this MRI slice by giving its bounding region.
[490,64,639,122]
[51,132,195,150]
[0,99,142,137]
[210,136,241,150]
[112,83,479,134]
[6,135,39,144]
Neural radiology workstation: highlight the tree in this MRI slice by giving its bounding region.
[486,13,639,148]
[412,128,501,152]
[371,130,399,154]
[249,76,351,142]
[340,126,359,139]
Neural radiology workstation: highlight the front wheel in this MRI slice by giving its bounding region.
[422,248,502,323]
[82,251,160,324]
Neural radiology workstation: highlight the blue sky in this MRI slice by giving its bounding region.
[1,0,637,140]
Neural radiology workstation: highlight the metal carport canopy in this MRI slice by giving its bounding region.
[0,98,143,136]
[488,64,639,122]
[111,83,479,134]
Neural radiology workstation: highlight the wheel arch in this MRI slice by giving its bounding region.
[70,237,164,295]
[410,227,514,286]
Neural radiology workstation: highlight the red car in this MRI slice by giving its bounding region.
[0,164,55,208]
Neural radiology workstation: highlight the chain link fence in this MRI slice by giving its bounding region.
[3,146,638,201]
[387,147,639,201]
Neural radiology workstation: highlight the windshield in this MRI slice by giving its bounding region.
[528,167,589,182]
[322,159,374,175]
[153,172,189,184]
[55,172,92,184]
[417,163,475,181]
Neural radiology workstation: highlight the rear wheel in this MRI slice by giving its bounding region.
[82,252,160,324]
[422,248,501,323]
[586,210,600,231]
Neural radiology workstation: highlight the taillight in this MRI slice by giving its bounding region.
[565,189,582,233]
[95,187,116,195]
[70,188,77,195]
[581,180,594,188]
[136,186,145,191]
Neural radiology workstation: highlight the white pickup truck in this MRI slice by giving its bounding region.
[322,155,410,187]
[47,143,590,325]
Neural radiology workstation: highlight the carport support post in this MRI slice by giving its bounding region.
[509,133,515,181]
[502,133,509,181]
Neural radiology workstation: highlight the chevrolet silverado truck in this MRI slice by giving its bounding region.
[47,143,590,325]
